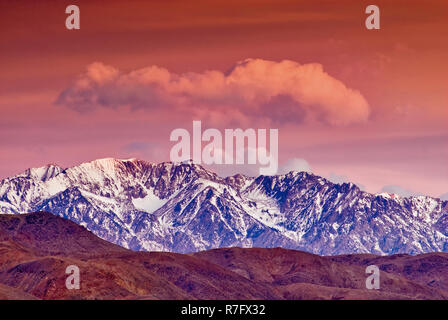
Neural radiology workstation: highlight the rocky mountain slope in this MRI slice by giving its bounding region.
[0,158,447,255]
[1,212,448,300]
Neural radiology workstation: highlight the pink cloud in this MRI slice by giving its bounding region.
[57,59,370,126]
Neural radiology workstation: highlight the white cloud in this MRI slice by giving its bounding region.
[278,158,312,175]
[380,185,421,197]
[327,172,348,184]
[57,59,370,126]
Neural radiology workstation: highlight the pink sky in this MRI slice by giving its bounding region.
[0,0,447,198]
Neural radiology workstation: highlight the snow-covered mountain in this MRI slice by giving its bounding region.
[0,158,447,255]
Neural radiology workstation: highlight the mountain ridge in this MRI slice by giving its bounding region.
[0,158,447,255]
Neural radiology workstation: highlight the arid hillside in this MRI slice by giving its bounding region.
[0,212,447,300]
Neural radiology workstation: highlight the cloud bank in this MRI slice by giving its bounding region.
[57,59,370,126]
[381,185,422,198]
[278,158,312,174]
[327,172,349,184]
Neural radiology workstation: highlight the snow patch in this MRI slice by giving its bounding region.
[132,192,168,213]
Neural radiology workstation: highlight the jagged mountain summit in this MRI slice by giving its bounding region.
[0,158,447,255]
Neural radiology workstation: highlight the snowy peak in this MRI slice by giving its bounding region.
[19,164,64,182]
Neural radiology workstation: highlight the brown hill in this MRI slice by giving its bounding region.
[0,283,39,300]
[0,212,447,300]
[194,247,448,299]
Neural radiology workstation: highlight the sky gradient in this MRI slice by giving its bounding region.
[0,0,447,198]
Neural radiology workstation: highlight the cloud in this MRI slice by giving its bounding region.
[57,59,370,126]
[122,141,155,152]
[440,193,448,201]
[278,158,312,174]
[327,172,366,190]
[120,141,165,162]
[380,185,421,198]
[327,172,348,184]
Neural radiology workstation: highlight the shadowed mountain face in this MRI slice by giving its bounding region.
[1,212,448,300]
[0,158,447,255]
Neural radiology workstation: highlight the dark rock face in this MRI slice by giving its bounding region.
[0,158,447,255]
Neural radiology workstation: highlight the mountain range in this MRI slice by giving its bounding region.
[0,158,447,255]
[2,212,448,300]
